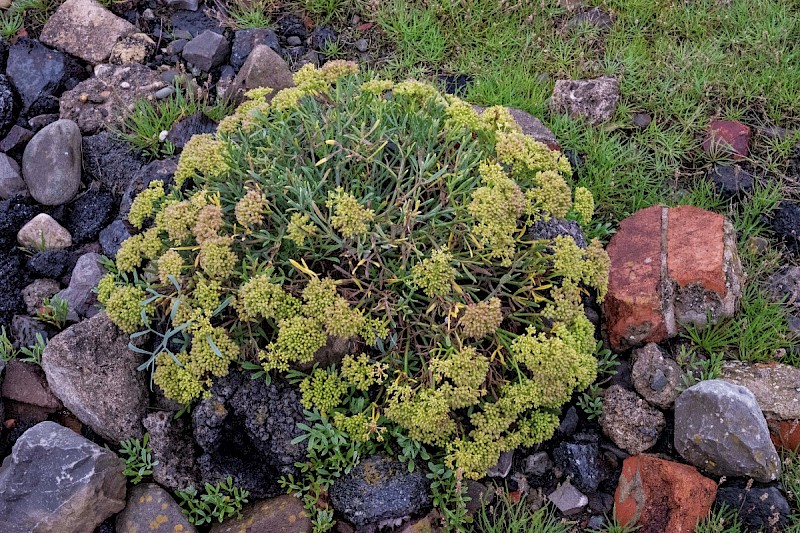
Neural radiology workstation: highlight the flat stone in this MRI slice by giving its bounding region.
[0,153,26,199]
[550,76,620,125]
[21,278,61,315]
[710,164,754,197]
[60,63,165,134]
[702,119,750,160]
[674,379,781,482]
[615,454,716,533]
[0,421,126,533]
[109,32,156,64]
[22,119,82,206]
[224,44,294,103]
[548,481,588,515]
[42,312,148,442]
[209,495,311,533]
[720,361,800,420]
[600,385,665,455]
[54,252,104,322]
[631,343,683,409]
[17,213,73,249]
[40,0,137,64]
[1,359,62,411]
[182,30,229,72]
[143,411,202,492]
[116,483,197,533]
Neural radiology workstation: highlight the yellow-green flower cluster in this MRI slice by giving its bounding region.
[333,411,371,442]
[527,171,572,220]
[128,181,165,229]
[193,204,223,243]
[410,249,456,298]
[261,315,327,371]
[192,278,222,315]
[217,88,272,135]
[301,277,338,320]
[495,130,572,179]
[323,297,366,338]
[175,134,229,187]
[384,387,457,446]
[478,106,522,138]
[550,235,611,301]
[235,189,269,228]
[237,275,300,322]
[360,79,394,95]
[460,298,503,339]
[326,188,375,238]
[299,368,348,415]
[444,95,483,132]
[97,273,116,305]
[157,249,183,285]
[152,352,209,405]
[341,353,387,391]
[198,237,237,278]
[286,213,317,246]
[392,80,444,107]
[429,347,489,409]
[320,60,359,83]
[115,228,163,273]
[573,187,594,225]
[103,285,149,334]
[162,201,198,244]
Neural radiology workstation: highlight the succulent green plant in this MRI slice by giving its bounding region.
[100,61,609,481]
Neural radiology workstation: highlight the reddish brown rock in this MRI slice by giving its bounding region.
[769,419,800,452]
[209,495,311,533]
[702,119,750,160]
[1,360,62,412]
[614,455,717,533]
[603,205,667,351]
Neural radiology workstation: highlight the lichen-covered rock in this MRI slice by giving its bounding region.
[631,343,683,409]
[42,312,147,442]
[330,454,431,528]
[116,483,197,533]
[600,385,665,454]
[550,76,620,125]
[674,379,781,482]
[209,495,311,533]
[721,361,800,420]
[0,421,126,533]
[192,369,306,498]
[143,411,202,492]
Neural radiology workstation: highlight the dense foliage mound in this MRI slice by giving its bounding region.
[100,62,609,485]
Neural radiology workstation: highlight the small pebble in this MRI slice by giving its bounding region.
[158,131,169,142]
[155,86,175,100]
[120,81,131,89]
[355,38,368,53]
[287,35,302,46]
[142,8,155,20]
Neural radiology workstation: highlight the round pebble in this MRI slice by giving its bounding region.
[355,39,368,53]
[155,86,175,100]
[120,81,131,89]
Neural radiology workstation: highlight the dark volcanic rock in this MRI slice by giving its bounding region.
[771,201,800,254]
[0,251,26,329]
[166,111,218,149]
[231,28,280,70]
[277,14,306,38]
[715,481,791,532]
[0,75,16,138]
[82,131,145,197]
[192,369,306,498]
[65,189,116,244]
[120,158,177,219]
[99,219,131,258]
[0,195,38,249]
[171,9,223,38]
[528,217,588,248]
[330,454,431,528]
[709,164,754,197]
[27,249,70,279]
[311,25,338,51]
[553,440,609,494]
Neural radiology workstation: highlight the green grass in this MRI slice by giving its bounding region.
[214,0,276,30]
[694,506,746,533]
[472,496,572,533]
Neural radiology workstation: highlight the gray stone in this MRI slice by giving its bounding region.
[632,112,652,129]
[524,451,553,477]
[487,450,514,478]
[116,483,197,533]
[548,481,588,515]
[528,217,587,247]
[10,314,49,349]
[0,421,126,533]
[183,30,230,72]
[162,0,199,10]
[40,0,137,64]
[0,153,26,199]
[720,361,800,420]
[155,86,176,100]
[550,76,620,125]
[354,38,368,53]
[330,454,431,528]
[231,28,280,70]
[166,39,188,56]
[60,63,165,134]
[22,119,82,205]
[553,440,608,493]
[473,105,560,149]
[631,343,683,409]
[209,495,311,533]
[767,266,800,311]
[21,279,61,315]
[42,312,148,442]
[17,213,73,249]
[143,411,202,492]
[600,385,665,454]
[674,379,781,482]
[82,131,145,197]
[710,164,754,197]
[99,219,132,258]
[54,252,104,322]
[224,44,294,103]
[287,36,302,46]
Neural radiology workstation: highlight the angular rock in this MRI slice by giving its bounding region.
[54,252,104,322]
[116,483,197,533]
[60,63,165,134]
[40,0,137,64]
[631,343,683,409]
[0,421,126,533]
[720,361,800,420]
[709,164,754,197]
[167,111,218,149]
[0,75,15,139]
[99,219,132,258]
[330,454,431,528]
[553,440,608,493]
[614,454,716,533]
[550,76,620,125]
[17,213,73,250]
[548,481,588,515]
[143,411,202,492]
[171,8,223,38]
[82,131,146,196]
[1,359,62,411]
[0,153,27,199]
[22,119,82,206]
[674,379,781,482]
[524,451,553,477]
[487,450,514,478]
[109,32,156,64]
[715,481,790,532]
[183,30,229,72]
[473,105,560,150]
[65,188,116,244]
[603,206,743,351]
[600,385,665,455]
[231,28,281,70]
[702,119,750,160]
[0,125,34,156]
[42,313,147,442]
[209,495,311,533]
[120,157,177,218]
[767,266,800,310]
[224,44,294,103]
[21,278,61,315]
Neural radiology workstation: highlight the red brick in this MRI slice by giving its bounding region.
[667,206,727,297]
[603,205,667,351]
[615,455,717,533]
[769,419,800,452]
[702,120,750,160]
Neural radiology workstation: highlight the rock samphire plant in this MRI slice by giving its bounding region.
[100,61,609,522]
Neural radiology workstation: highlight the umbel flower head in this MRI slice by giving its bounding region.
[100,62,609,481]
